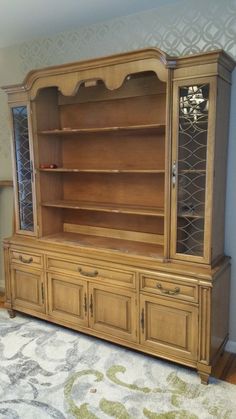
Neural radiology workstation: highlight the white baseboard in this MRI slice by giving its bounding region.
[225,340,236,353]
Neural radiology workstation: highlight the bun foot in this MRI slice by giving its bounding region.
[8,309,16,318]
[198,371,209,385]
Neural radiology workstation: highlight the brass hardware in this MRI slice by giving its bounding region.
[141,308,145,333]
[78,268,98,278]
[19,255,33,264]
[172,160,177,187]
[41,283,44,303]
[89,295,93,317]
[84,293,87,315]
[156,283,180,295]
[30,160,34,183]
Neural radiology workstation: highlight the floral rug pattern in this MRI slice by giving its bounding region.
[0,309,236,418]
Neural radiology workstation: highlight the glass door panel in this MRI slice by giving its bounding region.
[172,83,210,260]
[12,105,35,233]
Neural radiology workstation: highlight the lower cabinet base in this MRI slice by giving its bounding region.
[3,240,231,386]
[6,306,228,385]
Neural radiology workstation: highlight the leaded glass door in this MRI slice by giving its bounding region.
[11,104,37,235]
[171,78,215,263]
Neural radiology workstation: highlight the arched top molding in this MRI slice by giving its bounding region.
[2,48,235,99]
[2,48,176,100]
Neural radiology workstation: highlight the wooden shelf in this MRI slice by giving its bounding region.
[180,169,206,174]
[38,123,165,135]
[42,232,164,259]
[0,180,13,187]
[41,200,165,217]
[178,212,204,219]
[39,168,165,174]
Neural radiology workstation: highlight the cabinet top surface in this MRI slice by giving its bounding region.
[4,235,230,282]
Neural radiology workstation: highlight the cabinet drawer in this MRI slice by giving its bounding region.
[140,273,198,303]
[46,255,136,289]
[10,249,43,268]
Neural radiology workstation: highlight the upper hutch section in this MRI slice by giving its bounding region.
[3,48,235,266]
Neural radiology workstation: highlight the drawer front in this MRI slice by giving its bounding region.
[46,255,136,289]
[140,273,198,303]
[10,249,43,268]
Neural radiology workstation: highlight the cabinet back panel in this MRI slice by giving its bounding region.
[59,94,166,128]
[38,135,62,167]
[62,134,165,170]
[63,173,164,207]
[63,209,164,235]
[41,207,64,236]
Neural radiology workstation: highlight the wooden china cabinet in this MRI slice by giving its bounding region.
[2,48,235,384]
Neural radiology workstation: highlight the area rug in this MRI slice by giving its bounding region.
[0,310,236,419]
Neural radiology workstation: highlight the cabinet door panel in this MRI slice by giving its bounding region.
[11,266,45,312]
[89,284,137,342]
[48,273,88,326]
[11,104,36,235]
[140,294,198,360]
[171,78,215,263]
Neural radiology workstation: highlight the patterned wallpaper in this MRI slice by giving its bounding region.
[0,0,236,342]
[19,0,236,73]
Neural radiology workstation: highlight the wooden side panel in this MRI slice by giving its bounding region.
[89,283,137,342]
[198,286,211,364]
[3,244,12,307]
[47,273,88,326]
[211,78,231,263]
[211,263,230,360]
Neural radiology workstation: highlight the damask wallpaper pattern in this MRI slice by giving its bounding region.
[0,0,236,343]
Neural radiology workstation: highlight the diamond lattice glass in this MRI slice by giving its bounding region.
[12,106,34,231]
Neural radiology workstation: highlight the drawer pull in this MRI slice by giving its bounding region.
[156,283,180,295]
[78,268,98,278]
[41,283,44,303]
[90,295,93,317]
[141,308,145,333]
[84,293,87,315]
[19,255,33,264]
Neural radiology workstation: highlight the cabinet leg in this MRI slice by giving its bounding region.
[8,309,16,318]
[198,371,209,385]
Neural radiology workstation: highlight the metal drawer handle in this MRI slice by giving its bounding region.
[78,268,98,278]
[19,255,33,264]
[156,283,180,295]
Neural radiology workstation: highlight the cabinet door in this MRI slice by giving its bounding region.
[11,104,37,235]
[140,294,198,361]
[47,273,88,327]
[89,283,137,342]
[11,265,45,313]
[170,78,215,263]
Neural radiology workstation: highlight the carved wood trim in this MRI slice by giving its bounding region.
[198,286,212,363]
